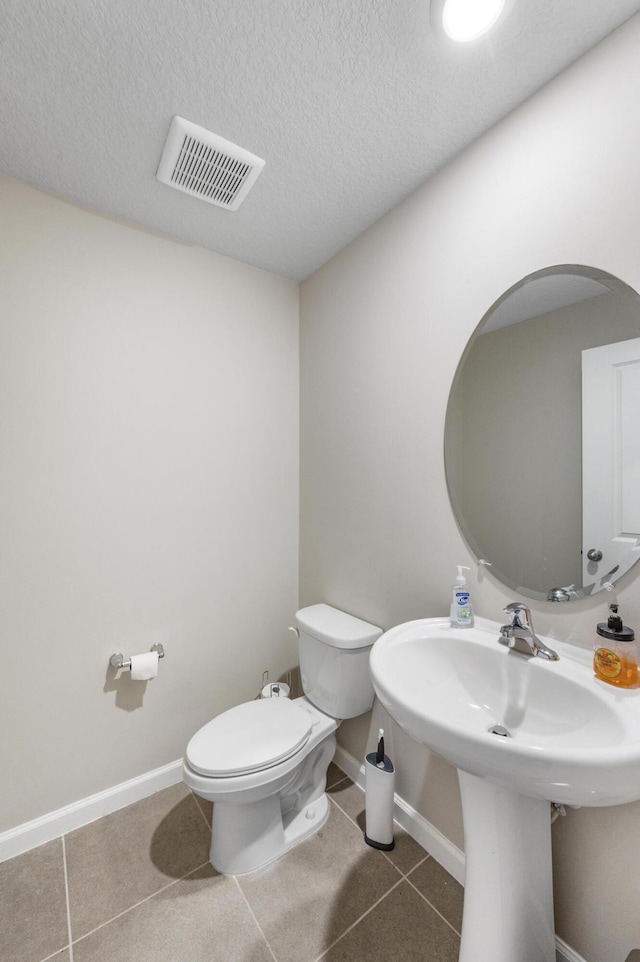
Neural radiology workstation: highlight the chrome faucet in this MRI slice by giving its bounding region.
[498,603,559,661]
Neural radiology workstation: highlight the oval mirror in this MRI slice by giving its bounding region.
[445,265,640,602]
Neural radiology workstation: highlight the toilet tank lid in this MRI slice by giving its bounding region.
[295,604,382,650]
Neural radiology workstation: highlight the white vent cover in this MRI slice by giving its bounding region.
[156,116,265,211]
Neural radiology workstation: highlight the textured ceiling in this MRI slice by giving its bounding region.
[2,1,640,280]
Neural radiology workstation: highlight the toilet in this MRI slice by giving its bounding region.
[183,604,382,875]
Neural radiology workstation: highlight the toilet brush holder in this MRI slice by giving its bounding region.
[364,729,395,851]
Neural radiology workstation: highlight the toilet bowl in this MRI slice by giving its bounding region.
[183,604,382,875]
[184,696,337,874]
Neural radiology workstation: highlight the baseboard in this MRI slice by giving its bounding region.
[333,744,587,962]
[555,938,588,962]
[0,759,183,863]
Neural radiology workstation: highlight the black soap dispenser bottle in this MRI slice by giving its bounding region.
[593,603,638,688]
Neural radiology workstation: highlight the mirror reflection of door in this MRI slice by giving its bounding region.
[582,337,640,587]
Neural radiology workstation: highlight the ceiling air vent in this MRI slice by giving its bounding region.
[156,116,265,211]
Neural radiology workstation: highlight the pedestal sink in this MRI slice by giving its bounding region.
[369,617,640,962]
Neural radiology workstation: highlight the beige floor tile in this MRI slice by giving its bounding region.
[238,800,401,962]
[319,880,460,962]
[382,830,429,876]
[326,775,359,810]
[326,762,347,789]
[0,838,68,962]
[65,783,210,939]
[328,777,428,875]
[72,864,273,962]
[407,857,464,932]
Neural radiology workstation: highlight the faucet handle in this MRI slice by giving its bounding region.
[503,602,531,629]
[500,602,559,661]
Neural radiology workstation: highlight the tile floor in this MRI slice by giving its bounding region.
[0,763,463,962]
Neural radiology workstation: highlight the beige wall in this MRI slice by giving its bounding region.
[0,176,299,832]
[300,14,640,962]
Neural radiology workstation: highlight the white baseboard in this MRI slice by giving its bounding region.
[556,938,588,962]
[333,744,587,962]
[0,759,183,863]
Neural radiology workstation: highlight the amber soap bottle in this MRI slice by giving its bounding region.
[593,603,638,688]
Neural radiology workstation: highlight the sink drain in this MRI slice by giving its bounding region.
[488,724,511,737]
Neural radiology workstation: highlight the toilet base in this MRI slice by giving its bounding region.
[210,792,330,875]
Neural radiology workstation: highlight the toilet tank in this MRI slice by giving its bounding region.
[295,604,382,719]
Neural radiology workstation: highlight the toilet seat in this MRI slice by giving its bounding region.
[186,697,313,777]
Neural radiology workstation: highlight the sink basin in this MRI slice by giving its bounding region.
[370,616,640,962]
[370,616,640,807]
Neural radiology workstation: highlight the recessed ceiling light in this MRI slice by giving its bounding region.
[433,0,509,42]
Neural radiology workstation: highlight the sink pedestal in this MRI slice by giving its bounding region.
[458,771,555,962]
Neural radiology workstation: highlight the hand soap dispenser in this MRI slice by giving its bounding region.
[450,565,474,628]
[593,603,637,688]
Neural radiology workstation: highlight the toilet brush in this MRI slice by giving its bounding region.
[364,729,395,850]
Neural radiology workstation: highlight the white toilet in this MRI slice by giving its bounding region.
[183,604,382,875]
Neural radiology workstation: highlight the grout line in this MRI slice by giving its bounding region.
[40,948,72,962]
[188,790,213,832]
[327,794,404,876]
[327,792,428,879]
[326,793,361,828]
[406,853,431,874]
[332,766,459,913]
[327,774,349,791]
[404,873,462,938]
[328,783,460,938]
[311,876,405,962]
[233,876,278,962]
[380,847,429,877]
[69,859,212,948]
[61,835,74,962]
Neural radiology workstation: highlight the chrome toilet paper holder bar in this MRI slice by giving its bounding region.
[109,643,165,672]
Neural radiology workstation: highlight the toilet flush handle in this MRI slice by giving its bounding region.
[288,626,300,640]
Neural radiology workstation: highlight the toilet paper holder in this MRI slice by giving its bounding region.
[109,643,165,672]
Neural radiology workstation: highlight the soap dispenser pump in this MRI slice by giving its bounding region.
[450,565,474,628]
[593,602,637,688]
